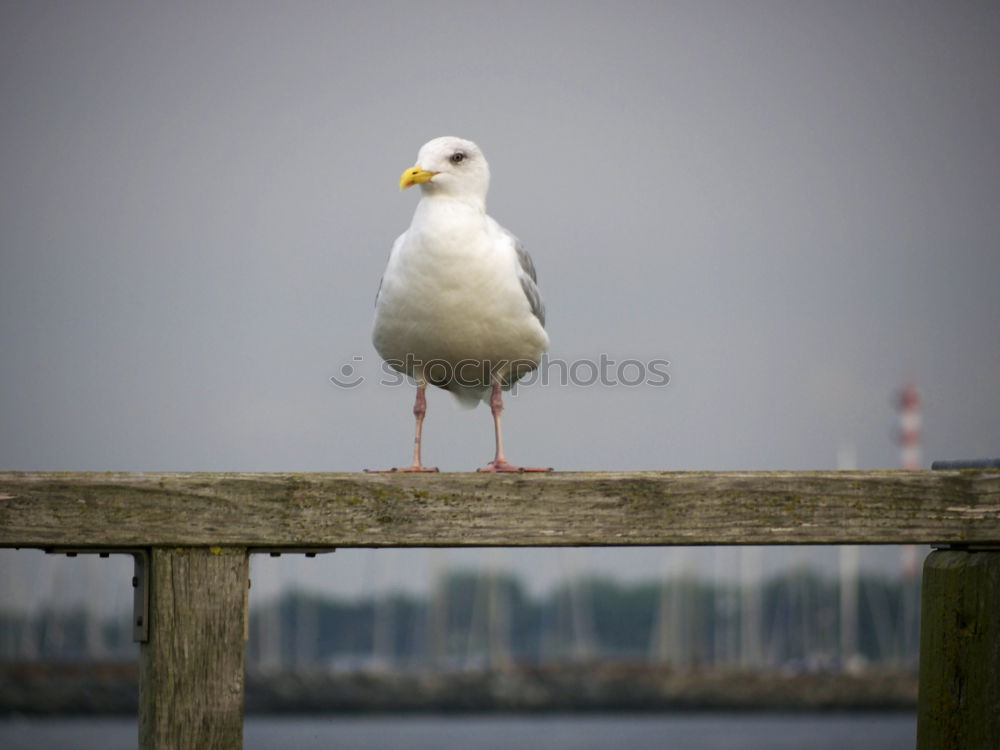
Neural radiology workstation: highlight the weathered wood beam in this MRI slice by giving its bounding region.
[139,546,247,750]
[1,470,998,548]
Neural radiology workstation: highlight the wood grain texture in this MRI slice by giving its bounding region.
[1,470,999,548]
[139,547,247,750]
[917,550,1000,750]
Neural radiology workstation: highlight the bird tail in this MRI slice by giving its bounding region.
[446,382,490,409]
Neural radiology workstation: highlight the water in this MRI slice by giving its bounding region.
[0,713,916,750]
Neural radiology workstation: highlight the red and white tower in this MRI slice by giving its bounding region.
[897,382,922,470]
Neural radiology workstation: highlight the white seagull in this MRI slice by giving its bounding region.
[369,136,550,473]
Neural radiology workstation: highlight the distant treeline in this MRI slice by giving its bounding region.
[246,570,920,671]
[1,570,920,670]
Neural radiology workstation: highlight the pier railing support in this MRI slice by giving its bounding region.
[2,469,998,749]
[139,546,248,750]
[917,548,1000,750]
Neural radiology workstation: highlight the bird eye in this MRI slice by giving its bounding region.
[450,151,466,164]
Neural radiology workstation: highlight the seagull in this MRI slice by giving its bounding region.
[369,136,551,473]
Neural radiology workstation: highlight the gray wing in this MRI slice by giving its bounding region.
[505,230,546,327]
[375,231,407,307]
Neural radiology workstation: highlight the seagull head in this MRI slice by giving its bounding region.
[399,136,490,204]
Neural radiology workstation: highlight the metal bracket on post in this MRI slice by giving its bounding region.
[244,548,336,641]
[45,547,150,642]
[131,549,149,642]
[245,547,336,596]
[247,547,336,558]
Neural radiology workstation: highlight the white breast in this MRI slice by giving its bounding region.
[372,199,548,387]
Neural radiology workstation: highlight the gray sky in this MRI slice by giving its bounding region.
[2,1,998,603]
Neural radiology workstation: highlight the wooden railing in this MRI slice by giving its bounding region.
[2,470,999,749]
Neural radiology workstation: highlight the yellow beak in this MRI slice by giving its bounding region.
[399,164,437,190]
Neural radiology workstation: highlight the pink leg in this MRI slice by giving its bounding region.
[364,384,439,473]
[477,381,552,473]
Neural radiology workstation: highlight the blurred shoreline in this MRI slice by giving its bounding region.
[1,662,917,715]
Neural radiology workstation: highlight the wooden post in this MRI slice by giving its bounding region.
[139,547,248,750]
[917,548,1000,750]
